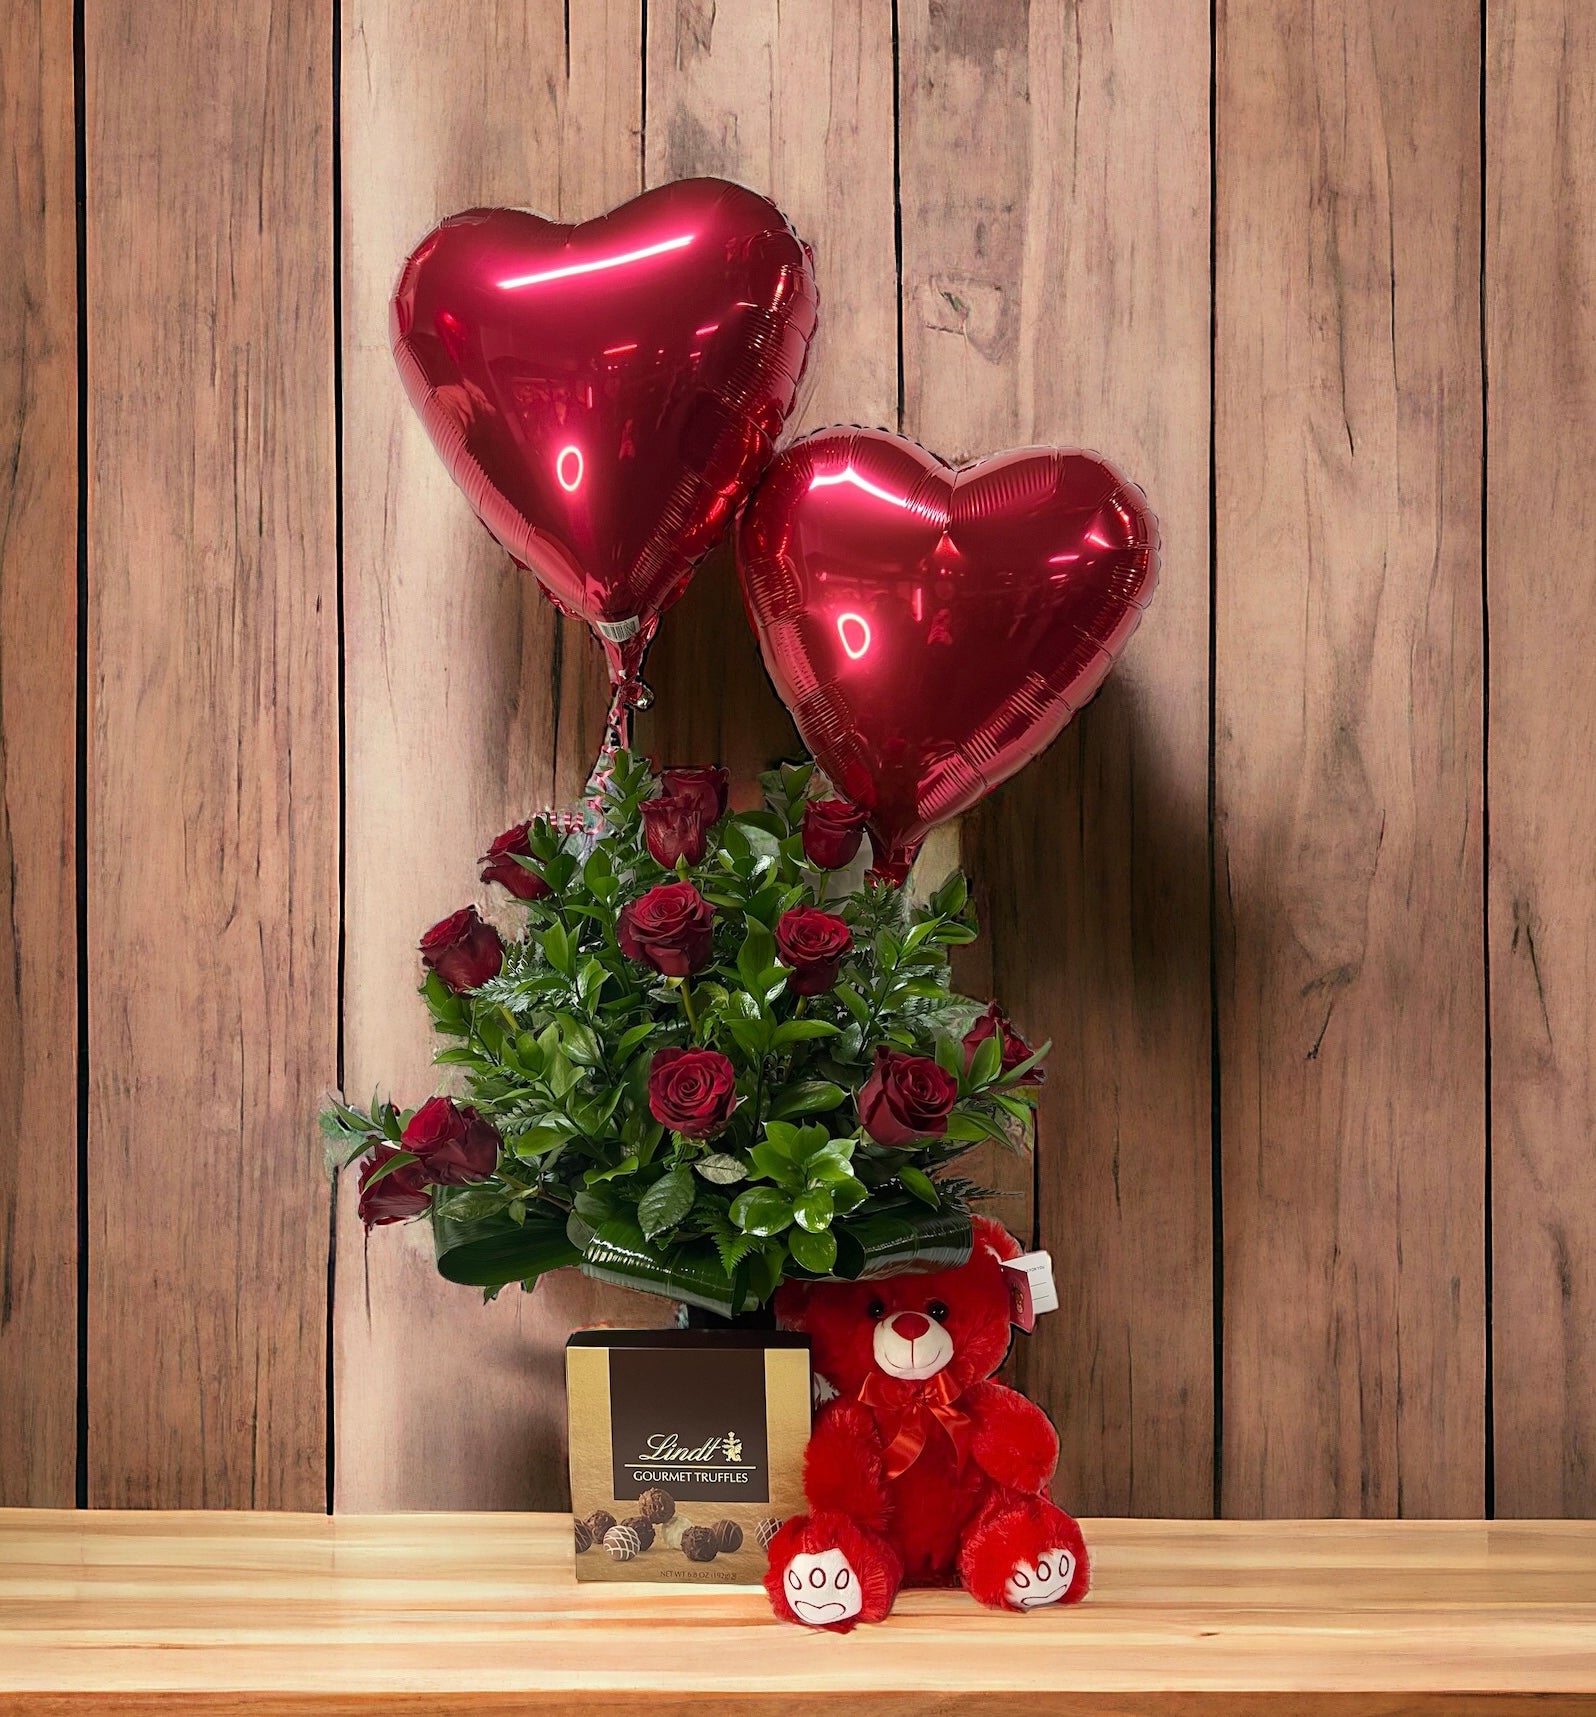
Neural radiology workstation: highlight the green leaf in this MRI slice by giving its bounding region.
[572,1188,616,1227]
[836,984,869,1026]
[749,1142,803,1190]
[638,1165,695,1240]
[805,1145,858,1185]
[581,1219,755,1318]
[830,1174,869,1214]
[433,1205,582,1289]
[767,1080,847,1121]
[584,1154,639,1185]
[737,919,777,993]
[998,1039,1051,1086]
[831,1206,973,1281]
[933,1034,964,1079]
[616,1021,656,1059]
[772,1017,842,1048]
[942,1109,1010,1144]
[577,959,608,1008]
[930,870,969,917]
[510,1124,570,1159]
[968,1030,1003,1089]
[432,1046,486,1067]
[787,1227,838,1274]
[422,970,469,1033]
[711,1225,763,1277]
[791,1124,837,1163]
[359,1148,418,1189]
[725,1015,768,1058]
[793,1186,835,1232]
[543,921,574,976]
[898,1165,941,1209]
[730,1186,794,1237]
[694,1152,748,1185]
[762,1121,804,1158]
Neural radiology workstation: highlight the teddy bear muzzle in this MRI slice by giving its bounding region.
[871,1308,955,1381]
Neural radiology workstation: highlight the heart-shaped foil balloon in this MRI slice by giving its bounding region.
[391,179,819,687]
[737,428,1159,883]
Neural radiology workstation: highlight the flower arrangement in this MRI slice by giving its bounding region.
[321,754,1047,1317]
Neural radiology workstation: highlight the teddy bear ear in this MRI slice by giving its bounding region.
[772,1277,813,1330]
[972,1214,1023,1265]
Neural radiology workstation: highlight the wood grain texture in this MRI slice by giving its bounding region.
[1214,0,1485,1516]
[0,0,77,1508]
[84,0,338,1508]
[3,1511,1595,1709]
[633,0,897,789]
[1487,0,1596,1518]
[897,0,1214,1515]
[336,0,673,1514]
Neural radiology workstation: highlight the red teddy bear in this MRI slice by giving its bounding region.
[764,1216,1089,1629]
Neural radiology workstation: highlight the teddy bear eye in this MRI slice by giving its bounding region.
[928,1300,950,1322]
[866,1297,886,1320]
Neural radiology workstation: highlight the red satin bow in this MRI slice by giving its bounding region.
[858,1371,973,1479]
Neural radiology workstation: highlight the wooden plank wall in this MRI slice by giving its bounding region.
[1,0,1594,1521]
[0,0,77,1508]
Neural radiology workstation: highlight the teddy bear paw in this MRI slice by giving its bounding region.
[1004,1547,1078,1610]
[782,1548,863,1626]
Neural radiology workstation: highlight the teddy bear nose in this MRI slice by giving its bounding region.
[891,1311,931,1341]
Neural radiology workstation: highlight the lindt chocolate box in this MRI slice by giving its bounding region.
[566,1329,810,1585]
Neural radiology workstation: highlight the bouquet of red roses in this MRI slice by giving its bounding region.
[321,754,1046,1315]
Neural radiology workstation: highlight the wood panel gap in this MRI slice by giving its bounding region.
[1206,0,1223,1525]
[329,0,347,1522]
[72,0,89,1515]
[1478,0,1494,1525]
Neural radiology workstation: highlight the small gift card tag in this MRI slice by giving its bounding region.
[1002,1251,1058,1330]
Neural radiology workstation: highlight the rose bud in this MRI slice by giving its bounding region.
[402,1094,501,1185]
[802,797,869,870]
[647,1046,739,1138]
[616,881,716,978]
[963,1001,1045,1086]
[480,820,551,902]
[420,906,504,992]
[641,792,709,869]
[857,1046,959,1147]
[774,906,853,996]
[659,766,729,825]
[357,1144,432,1228]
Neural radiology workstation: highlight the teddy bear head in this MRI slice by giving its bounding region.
[774,1216,1023,1401]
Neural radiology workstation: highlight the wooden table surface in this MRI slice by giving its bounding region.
[2,1511,1594,1714]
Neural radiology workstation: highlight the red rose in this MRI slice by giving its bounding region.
[420,906,504,992]
[641,792,709,868]
[647,1047,739,1137]
[402,1095,501,1185]
[802,797,869,870]
[357,1144,432,1228]
[857,1046,959,1147]
[963,1002,1044,1086]
[480,820,551,901]
[774,906,853,996]
[617,881,716,978]
[659,766,729,824]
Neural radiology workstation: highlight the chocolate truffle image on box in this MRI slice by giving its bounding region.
[566,1329,810,1586]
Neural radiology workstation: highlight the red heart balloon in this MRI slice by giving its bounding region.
[737,428,1159,883]
[391,179,819,686]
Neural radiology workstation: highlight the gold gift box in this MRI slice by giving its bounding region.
[566,1329,811,1586]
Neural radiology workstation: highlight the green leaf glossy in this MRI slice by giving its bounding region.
[787,1227,838,1274]
[730,1186,795,1237]
[638,1164,695,1239]
[433,1205,581,1288]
